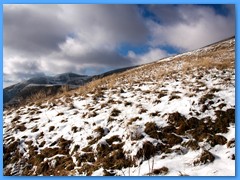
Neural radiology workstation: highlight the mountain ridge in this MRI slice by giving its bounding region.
[4,66,139,108]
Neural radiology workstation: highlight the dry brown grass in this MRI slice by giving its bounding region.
[127,117,140,126]
[147,166,169,175]
[144,122,160,139]
[193,150,215,166]
[136,141,158,160]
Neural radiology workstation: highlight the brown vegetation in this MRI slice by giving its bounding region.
[193,150,215,166]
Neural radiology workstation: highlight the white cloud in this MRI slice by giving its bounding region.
[128,48,169,65]
[3,55,44,87]
[58,36,91,58]
[147,5,235,51]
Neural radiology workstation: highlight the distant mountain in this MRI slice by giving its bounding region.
[3,67,137,107]
[3,73,90,106]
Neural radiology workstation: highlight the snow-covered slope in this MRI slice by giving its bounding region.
[3,37,235,176]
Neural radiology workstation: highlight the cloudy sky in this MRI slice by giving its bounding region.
[3,4,235,87]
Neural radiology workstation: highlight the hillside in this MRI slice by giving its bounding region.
[3,37,235,176]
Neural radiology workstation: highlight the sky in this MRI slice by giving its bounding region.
[3,4,235,87]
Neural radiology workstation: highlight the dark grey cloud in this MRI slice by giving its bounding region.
[64,51,132,67]
[4,5,68,56]
[40,48,133,76]
[146,5,185,25]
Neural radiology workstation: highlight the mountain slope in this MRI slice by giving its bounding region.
[3,37,235,176]
[3,73,90,106]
